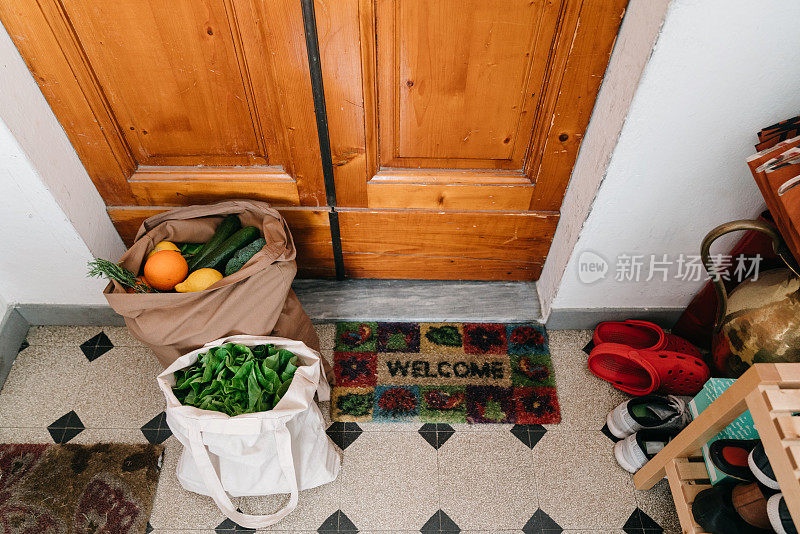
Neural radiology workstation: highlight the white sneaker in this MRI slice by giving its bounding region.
[606,394,692,439]
[748,441,780,490]
[614,430,674,474]
[768,493,797,534]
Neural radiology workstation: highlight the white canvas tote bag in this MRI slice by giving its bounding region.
[157,335,341,529]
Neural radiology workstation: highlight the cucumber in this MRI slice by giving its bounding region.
[224,238,266,276]
[193,226,260,271]
[187,215,241,271]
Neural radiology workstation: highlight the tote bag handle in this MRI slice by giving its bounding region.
[187,422,299,528]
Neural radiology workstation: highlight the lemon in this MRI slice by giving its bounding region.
[147,240,181,260]
[174,268,223,293]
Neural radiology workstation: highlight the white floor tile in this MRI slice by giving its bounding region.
[533,429,638,530]
[0,345,91,427]
[73,347,165,429]
[339,431,438,530]
[438,430,538,530]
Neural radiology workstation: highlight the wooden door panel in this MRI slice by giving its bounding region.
[366,182,533,211]
[391,0,542,164]
[276,209,337,278]
[107,207,336,278]
[320,0,627,210]
[530,0,630,211]
[315,0,625,280]
[127,166,301,206]
[314,0,371,208]
[0,0,327,208]
[338,209,558,280]
[63,1,263,164]
[338,209,558,258]
[343,254,544,281]
[378,0,558,171]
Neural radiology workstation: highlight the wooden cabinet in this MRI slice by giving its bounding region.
[0,0,626,280]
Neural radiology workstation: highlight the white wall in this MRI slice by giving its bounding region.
[547,0,800,313]
[0,120,110,305]
[0,21,125,306]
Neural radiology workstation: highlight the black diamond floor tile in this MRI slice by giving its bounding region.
[318,509,358,533]
[47,410,85,443]
[510,424,547,449]
[18,340,29,353]
[582,339,595,355]
[215,517,256,533]
[601,423,623,443]
[326,422,363,450]
[145,522,153,533]
[522,508,562,533]
[420,509,460,533]
[623,508,663,534]
[79,331,114,362]
[418,423,455,450]
[141,411,172,445]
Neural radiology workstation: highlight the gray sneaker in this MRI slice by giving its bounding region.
[614,430,674,473]
[606,394,692,439]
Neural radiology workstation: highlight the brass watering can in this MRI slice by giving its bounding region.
[701,219,800,377]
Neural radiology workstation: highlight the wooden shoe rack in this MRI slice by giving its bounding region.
[633,363,800,533]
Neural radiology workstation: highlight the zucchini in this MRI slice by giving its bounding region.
[187,215,241,271]
[193,226,260,271]
[224,238,266,276]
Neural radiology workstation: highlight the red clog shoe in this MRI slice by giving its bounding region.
[594,320,701,357]
[588,342,710,396]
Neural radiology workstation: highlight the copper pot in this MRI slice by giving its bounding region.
[701,219,800,377]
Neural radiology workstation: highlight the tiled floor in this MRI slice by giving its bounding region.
[0,325,680,533]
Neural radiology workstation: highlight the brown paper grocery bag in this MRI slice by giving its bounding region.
[104,200,320,368]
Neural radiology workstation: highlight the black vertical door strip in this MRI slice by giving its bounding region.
[300,0,345,280]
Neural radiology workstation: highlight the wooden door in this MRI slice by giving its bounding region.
[0,0,336,277]
[316,0,626,279]
[2,0,626,281]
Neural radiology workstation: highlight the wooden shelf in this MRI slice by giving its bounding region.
[664,456,713,533]
[633,364,800,533]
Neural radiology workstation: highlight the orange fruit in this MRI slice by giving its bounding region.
[143,250,188,291]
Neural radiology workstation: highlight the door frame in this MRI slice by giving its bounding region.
[536,0,671,319]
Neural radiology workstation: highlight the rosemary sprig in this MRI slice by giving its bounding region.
[87,258,156,293]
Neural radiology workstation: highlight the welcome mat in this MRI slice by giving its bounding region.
[331,322,560,424]
[0,442,163,533]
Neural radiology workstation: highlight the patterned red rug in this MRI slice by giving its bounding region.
[331,322,561,424]
[0,443,163,533]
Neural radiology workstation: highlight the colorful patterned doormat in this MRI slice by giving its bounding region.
[331,322,560,424]
[0,443,163,533]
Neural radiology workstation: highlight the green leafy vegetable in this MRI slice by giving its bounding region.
[280,357,298,383]
[179,242,204,258]
[172,343,301,416]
